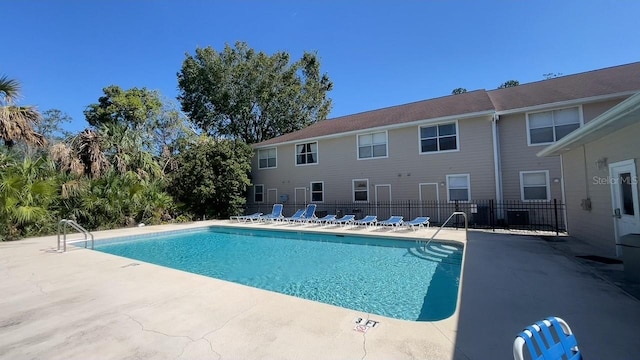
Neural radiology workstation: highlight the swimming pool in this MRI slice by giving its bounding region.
[94,226,463,321]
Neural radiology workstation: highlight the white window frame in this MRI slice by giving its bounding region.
[526,106,583,146]
[352,179,370,202]
[257,148,277,169]
[357,131,388,160]
[310,181,324,203]
[418,120,460,154]
[520,170,551,202]
[295,141,319,166]
[254,184,264,203]
[446,174,470,202]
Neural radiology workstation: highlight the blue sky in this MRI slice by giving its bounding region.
[3,1,640,133]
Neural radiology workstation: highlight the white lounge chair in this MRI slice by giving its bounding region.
[259,204,284,222]
[513,316,581,360]
[403,216,430,230]
[230,212,263,223]
[352,215,377,228]
[377,216,404,230]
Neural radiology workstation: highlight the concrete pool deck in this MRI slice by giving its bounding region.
[1,221,639,359]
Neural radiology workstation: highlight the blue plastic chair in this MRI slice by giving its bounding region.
[513,316,581,360]
[331,214,355,226]
[230,212,263,223]
[293,203,317,223]
[259,204,284,222]
[403,216,430,230]
[277,209,305,223]
[352,215,377,227]
[377,216,404,229]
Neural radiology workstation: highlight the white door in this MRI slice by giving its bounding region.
[609,160,640,256]
[294,187,307,206]
[375,184,392,219]
[267,189,278,204]
[419,183,440,223]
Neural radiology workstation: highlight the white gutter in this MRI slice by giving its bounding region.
[537,92,640,157]
[495,90,638,116]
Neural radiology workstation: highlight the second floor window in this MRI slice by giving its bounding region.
[296,142,318,165]
[358,131,387,159]
[258,148,277,169]
[527,107,580,145]
[420,122,458,153]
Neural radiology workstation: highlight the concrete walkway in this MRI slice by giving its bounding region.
[0,221,638,359]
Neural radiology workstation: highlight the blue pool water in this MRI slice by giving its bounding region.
[94,227,463,321]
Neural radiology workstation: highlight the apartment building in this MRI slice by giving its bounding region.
[248,62,640,227]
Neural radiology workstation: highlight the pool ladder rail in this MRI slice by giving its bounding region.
[421,211,468,250]
[57,219,94,252]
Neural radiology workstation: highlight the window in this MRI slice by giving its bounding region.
[296,142,318,165]
[254,184,264,203]
[520,171,550,201]
[447,174,470,202]
[310,181,324,202]
[619,172,635,215]
[353,179,369,202]
[527,107,581,145]
[420,122,458,153]
[358,131,387,159]
[258,148,277,169]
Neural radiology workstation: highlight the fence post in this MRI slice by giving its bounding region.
[554,198,559,236]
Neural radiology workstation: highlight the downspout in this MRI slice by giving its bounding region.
[492,113,503,219]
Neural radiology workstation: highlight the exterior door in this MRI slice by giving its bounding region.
[609,160,640,256]
[267,188,278,204]
[294,187,307,206]
[419,183,440,223]
[375,184,392,219]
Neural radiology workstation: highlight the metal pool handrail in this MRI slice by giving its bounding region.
[57,219,94,252]
[421,211,468,249]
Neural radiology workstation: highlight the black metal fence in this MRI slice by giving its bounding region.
[245,199,566,234]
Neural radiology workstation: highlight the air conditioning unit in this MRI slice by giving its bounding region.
[507,210,530,226]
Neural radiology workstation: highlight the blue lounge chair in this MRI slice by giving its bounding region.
[352,215,377,227]
[403,216,430,230]
[513,316,581,360]
[278,209,305,223]
[259,204,284,222]
[311,214,336,225]
[331,214,355,226]
[230,212,263,223]
[293,203,317,223]
[377,216,404,229]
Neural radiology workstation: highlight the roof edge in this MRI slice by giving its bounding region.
[254,109,495,149]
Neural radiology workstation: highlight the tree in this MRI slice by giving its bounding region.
[169,136,252,219]
[543,72,563,79]
[177,41,333,144]
[38,109,72,142]
[498,80,520,89]
[451,88,467,95]
[0,75,45,149]
[0,155,57,240]
[84,85,162,149]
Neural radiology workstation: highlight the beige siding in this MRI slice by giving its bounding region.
[562,120,640,256]
[497,113,563,201]
[251,115,496,204]
[582,98,626,123]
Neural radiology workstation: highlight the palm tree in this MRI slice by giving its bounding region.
[0,75,46,149]
[0,155,57,240]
